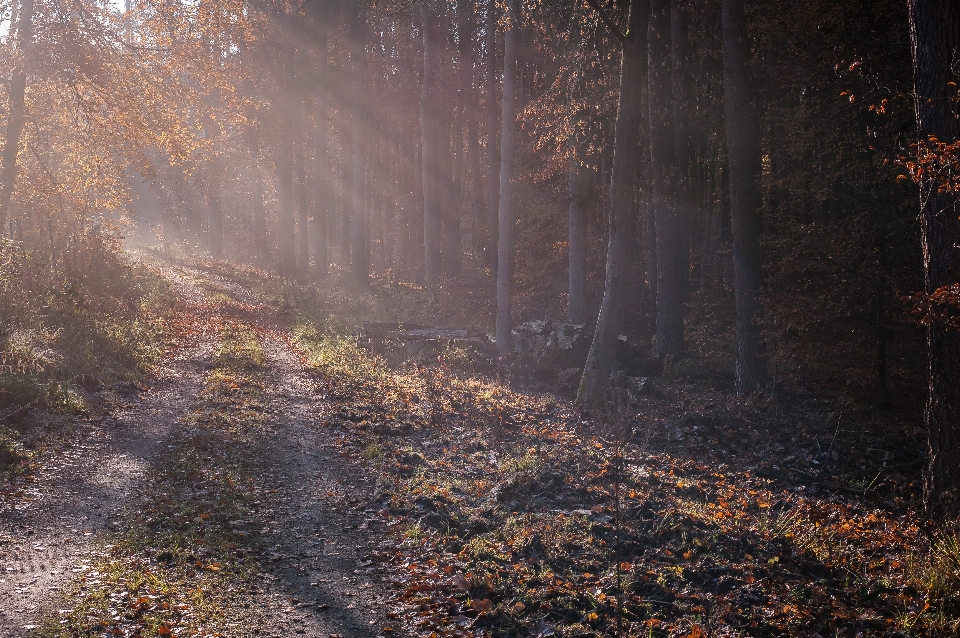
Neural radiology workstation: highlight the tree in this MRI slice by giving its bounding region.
[312,0,329,278]
[649,0,684,357]
[907,0,960,519]
[421,0,441,298]
[577,0,649,406]
[351,3,368,285]
[567,160,587,323]
[495,0,520,354]
[721,0,763,395]
[485,0,500,281]
[0,0,35,231]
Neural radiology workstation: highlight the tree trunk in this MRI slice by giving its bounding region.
[351,4,368,285]
[908,0,960,520]
[277,152,296,277]
[440,96,460,275]
[495,0,520,354]
[671,0,691,303]
[421,1,441,298]
[722,0,764,395]
[313,12,329,278]
[567,160,587,324]
[295,139,309,275]
[649,0,683,357]
[250,129,267,260]
[207,161,224,257]
[0,0,34,231]
[577,0,649,407]
[485,0,501,281]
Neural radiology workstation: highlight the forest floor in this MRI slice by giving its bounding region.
[0,255,956,638]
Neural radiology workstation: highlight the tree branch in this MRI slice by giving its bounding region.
[583,0,626,47]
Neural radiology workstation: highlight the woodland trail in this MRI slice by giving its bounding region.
[0,269,216,637]
[0,259,402,638]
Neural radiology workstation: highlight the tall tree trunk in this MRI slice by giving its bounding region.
[722,0,763,394]
[0,0,34,230]
[468,89,484,260]
[908,0,960,519]
[295,139,309,274]
[250,129,267,260]
[277,151,296,276]
[577,0,648,407]
[207,161,224,257]
[421,1,441,298]
[351,4,368,284]
[567,160,587,324]
[485,0,501,281]
[671,0,691,302]
[313,9,329,278]
[440,97,460,275]
[494,0,520,354]
[649,0,683,357]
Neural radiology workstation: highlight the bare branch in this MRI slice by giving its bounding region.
[583,0,626,46]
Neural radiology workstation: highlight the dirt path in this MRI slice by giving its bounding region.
[181,263,402,637]
[0,260,404,637]
[0,272,217,637]
[216,334,398,638]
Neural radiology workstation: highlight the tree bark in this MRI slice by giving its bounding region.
[250,129,267,260]
[0,0,34,231]
[908,0,960,520]
[649,0,683,357]
[494,0,520,354]
[485,0,501,281]
[351,3,368,285]
[313,7,329,278]
[577,0,649,407]
[277,151,296,277]
[421,1,441,298]
[721,0,764,394]
[207,160,224,257]
[567,160,587,324]
[295,139,309,274]
[671,0,691,302]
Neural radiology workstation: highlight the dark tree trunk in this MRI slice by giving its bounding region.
[277,152,296,277]
[313,11,329,278]
[721,0,764,394]
[485,0,501,280]
[295,139,309,274]
[578,0,649,407]
[567,160,587,324]
[250,130,267,260]
[0,0,34,230]
[351,4,368,284]
[649,0,683,358]
[440,96,461,275]
[421,1,441,297]
[467,81,484,260]
[671,0,691,301]
[207,161,224,258]
[908,0,960,520]
[495,0,520,353]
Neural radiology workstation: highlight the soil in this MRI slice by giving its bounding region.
[0,261,405,638]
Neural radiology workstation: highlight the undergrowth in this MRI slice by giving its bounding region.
[0,236,178,476]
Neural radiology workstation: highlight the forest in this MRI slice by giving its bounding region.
[1,0,960,636]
